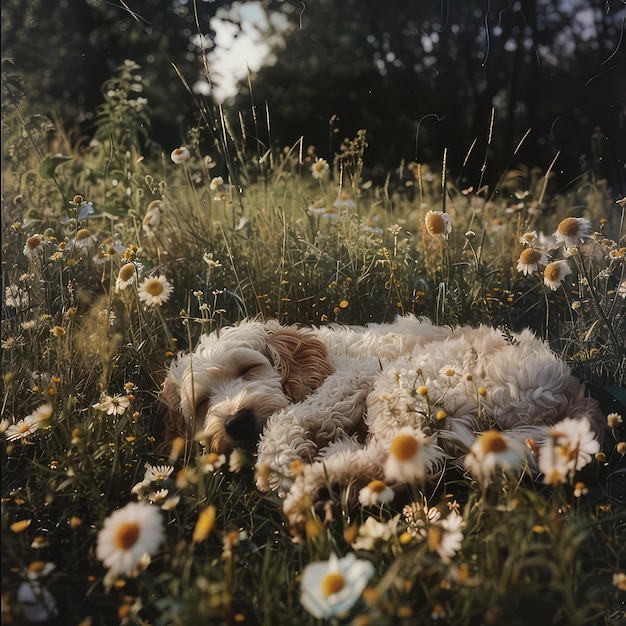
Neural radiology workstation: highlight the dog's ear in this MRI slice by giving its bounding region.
[159,375,190,445]
[266,325,335,403]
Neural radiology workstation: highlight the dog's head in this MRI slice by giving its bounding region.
[161,320,335,454]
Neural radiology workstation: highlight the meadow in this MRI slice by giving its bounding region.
[2,59,626,625]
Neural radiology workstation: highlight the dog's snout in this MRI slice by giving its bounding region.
[225,409,256,441]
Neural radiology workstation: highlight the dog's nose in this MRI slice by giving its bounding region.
[225,408,256,441]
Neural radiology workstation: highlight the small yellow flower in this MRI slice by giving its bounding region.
[10,519,32,533]
[192,505,216,543]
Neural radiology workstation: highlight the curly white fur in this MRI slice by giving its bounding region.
[162,316,603,527]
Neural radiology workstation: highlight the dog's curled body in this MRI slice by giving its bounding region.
[162,316,603,526]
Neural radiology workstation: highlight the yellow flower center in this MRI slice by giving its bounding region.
[519,248,541,264]
[29,561,45,573]
[543,262,562,282]
[444,368,455,377]
[144,279,164,297]
[321,572,346,597]
[72,195,84,204]
[391,433,420,461]
[417,386,428,396]
[367,479,388,494]
[118,263,136,282]
[436,410,447,421]
[76,228,91,240]
[19,423,31,434]
[426,212,446,235]
[114,521,140,550]
[26,235,42,250]
[557,217,579,237]
[480,429,508,454]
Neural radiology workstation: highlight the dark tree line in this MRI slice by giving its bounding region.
[3,0,625,191]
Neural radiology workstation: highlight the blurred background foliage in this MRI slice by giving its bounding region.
[2,0,625,192]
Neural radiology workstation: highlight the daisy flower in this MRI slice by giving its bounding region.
[209,176,224,191]
[543,260,571,291]
[137,275,173,307]
[23,234,45,260]
[351,515,399,551]
[427,510,464,563]
[519,230,537,246]
[425,210,452,237]
[300,552,375,619]
[200,452,226,473]
[607,413,622,429]
[5,414,44,442]
[115,263,137,291]
[93,394,130,416]
[546,416,600,472]
[384,427,446,483]
[537,438,571,485]
[143,464,174,482]
[554,217,592,248]
[74,228,96,249]
[96,502,164,578]
[311,157,330,180]
[516,247,550,276]
[170,146,190,164]
[358,479,395,507]
[464,429,527,484]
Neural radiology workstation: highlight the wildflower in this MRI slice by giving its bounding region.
[74,228,96,249]
[137,275,173,307]
[200,452,226,473]
[554,217,592,247]
[116,263,137,291]
[617,442,626,455]
[23,234,45,260]
[543,260,571,291]
[5,414,43,442]
[5,285,29,308]
[618,280,626,298]
[464,429,527,484]
[402,501,441,539]
[26,561,56,580]
[311,158,330,180]
[300,552,375,619]
[142,201,162,235]
[93,394,130,416]
[538,417,599,484]
[516,247,550,276]
[209,176,224,191]
[424,210,452,237]
[17,581,58,622]
[143,464,174,482]
[50,326,66,337]
[192,505,216,544]
[573,481,588,497]
[548,417,600,471]
[607,413,622,428]
[352,515,399,551]
[613,572,626,591]
[96,501,164,578]
[427,510,464,563]
[229,448,248,473]
[170,147,190,163]
[358,480,395,507]
[384,428,445,483]
[308,206,341,219]
[519,231,537,246]
[203,252,222,268]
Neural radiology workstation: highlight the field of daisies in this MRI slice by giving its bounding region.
[2,60,626,625]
